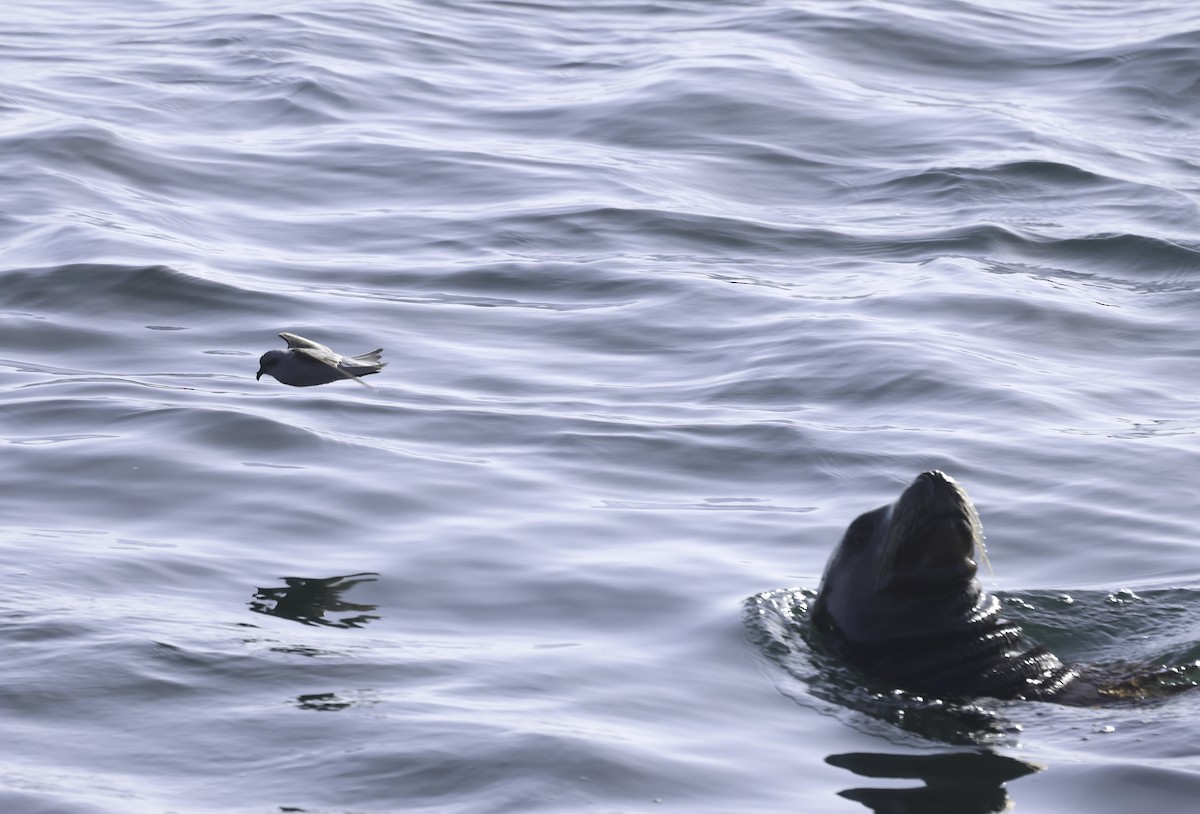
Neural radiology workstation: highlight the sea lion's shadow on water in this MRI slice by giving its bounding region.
[744,586,1200,812]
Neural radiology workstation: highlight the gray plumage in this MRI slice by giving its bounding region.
[256,332,386,388]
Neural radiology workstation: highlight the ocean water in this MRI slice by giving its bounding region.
[2,1,1200,812]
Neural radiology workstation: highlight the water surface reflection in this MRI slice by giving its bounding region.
[249,573,380,628]
[827,750,1040,814]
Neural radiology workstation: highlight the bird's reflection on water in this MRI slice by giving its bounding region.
[826,750,1040,814]
[249,572,380,628]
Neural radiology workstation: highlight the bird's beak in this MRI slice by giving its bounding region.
[255,369,264,380]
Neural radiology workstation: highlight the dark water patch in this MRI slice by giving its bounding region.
[309,260,649,313]
[0,123,196,198]
[1003,589,1200,670]
[869,160,1159,212]
[1023,763,1200,813]
[1,263,254,322]
[1015,233,1200,284]
[441,208,1200,289]
[464,204,859,259]
[1082,29,1200,126]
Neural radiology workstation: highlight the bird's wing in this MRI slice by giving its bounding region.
[294,348,377,390]
[279,332,330,352]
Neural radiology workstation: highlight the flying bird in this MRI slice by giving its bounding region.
[256,332,385,388]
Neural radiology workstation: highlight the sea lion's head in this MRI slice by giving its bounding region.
[811,471,986,645]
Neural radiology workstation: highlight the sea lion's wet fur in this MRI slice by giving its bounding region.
[811,471,1090,702]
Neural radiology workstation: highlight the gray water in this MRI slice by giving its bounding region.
[2,1,1200,812]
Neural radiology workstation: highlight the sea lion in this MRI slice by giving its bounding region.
[810,470,1094,703]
